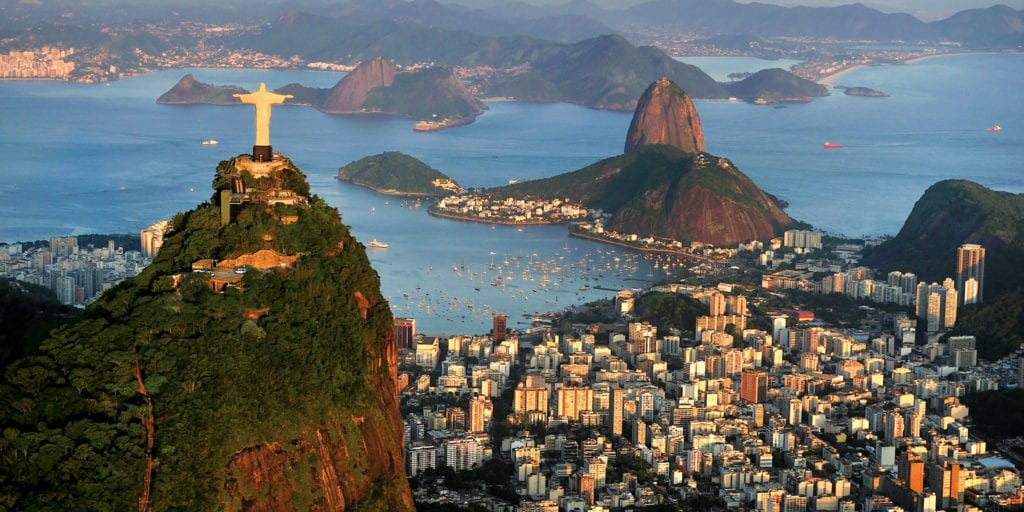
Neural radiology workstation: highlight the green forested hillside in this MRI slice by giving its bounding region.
[362,67,485,121]
[0,157,412,511]
[337,151,461,196]
[725,68,829,102]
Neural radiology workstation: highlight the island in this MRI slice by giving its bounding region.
[725,68,829,104]
[836,85,890,97]
[336,152,463,197]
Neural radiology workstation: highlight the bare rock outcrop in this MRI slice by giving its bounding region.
[319,57,398,113]
[623,77,705,154]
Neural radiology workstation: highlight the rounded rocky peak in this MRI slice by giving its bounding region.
[624,78,705,155]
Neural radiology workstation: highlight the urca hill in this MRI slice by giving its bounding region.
[0,155,414,511]
[489,78,797,246]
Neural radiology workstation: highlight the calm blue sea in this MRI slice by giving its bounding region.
[1,54,1021,334]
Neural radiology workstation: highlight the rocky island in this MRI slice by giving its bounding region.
[337,151,463,197]
[837,85,890,97]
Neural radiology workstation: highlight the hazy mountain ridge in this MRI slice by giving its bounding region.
[3,0,1022,49]
[484,34,729,109]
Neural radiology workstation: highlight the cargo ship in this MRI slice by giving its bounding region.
[823,141,843,149]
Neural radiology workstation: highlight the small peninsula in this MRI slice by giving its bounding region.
[156,74,247,104]
[337,152,463,197]
[836,85,890,97]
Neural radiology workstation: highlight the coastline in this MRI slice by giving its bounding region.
[817,64,867,87]
[817,51,995,86]
[334,177,441,198]
[426,208,562,226]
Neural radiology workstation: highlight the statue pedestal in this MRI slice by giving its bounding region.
[253,145,274,162]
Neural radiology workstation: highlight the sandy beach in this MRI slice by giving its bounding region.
[817,51,974,86]
[817,64,867,86]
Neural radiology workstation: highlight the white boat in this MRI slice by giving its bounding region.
[202,139,219,145]
[366,239,389,249]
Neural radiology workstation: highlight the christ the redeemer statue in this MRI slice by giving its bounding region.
[234,83,292,162]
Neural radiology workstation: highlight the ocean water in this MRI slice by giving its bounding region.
[1,54,1021,334]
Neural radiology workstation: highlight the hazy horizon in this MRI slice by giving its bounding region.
[443,0,1024,21]
[14,0,1024,22]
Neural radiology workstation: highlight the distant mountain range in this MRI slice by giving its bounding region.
[4,1,1021,48]
[296,0,1024,47]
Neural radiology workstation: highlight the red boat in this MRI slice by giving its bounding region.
[824,141,843,149]
[987,125,1002,132]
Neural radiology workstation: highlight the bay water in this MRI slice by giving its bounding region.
[1,54,1021,334]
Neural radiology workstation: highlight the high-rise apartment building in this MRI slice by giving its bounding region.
[393,317,415,350]
[740,369,768,404]
[513,382,549,417]
[557,386,593,422]
[956,243,985,304]
[468,394,488,433]
[492,314,507,342]
[139,220,171,258]
[611,388,624,436]
[917,282,958,332]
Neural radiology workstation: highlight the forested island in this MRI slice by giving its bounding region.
[337,152,463,197]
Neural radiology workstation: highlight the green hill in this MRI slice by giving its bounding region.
[862,179,1024,360]
[337,151,462,196]
[0,278,81,369]
[725,68,829,103]
[0,156,413,511]
[862,179,1024,294]
[362,66,485,121]
[487,145,795,245]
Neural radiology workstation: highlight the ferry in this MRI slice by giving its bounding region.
[366,239,389,249]
[202,139,219,145]
[823,141,844,149]
[987,125,1002,133]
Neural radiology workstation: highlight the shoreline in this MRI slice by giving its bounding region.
[426,208,564,226]
[817,64,868,87]
[817,50,999,86]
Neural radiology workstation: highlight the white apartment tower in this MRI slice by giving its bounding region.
[956,243,985,305]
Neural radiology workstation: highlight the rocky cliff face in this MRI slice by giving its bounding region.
[319,57,398,113]
[624,78,705,154]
